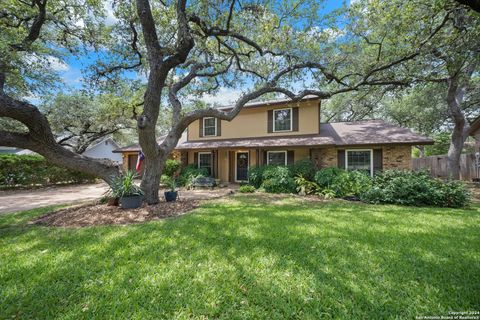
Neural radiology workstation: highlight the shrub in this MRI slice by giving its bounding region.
[163,159,181,177]
[177,165,209,188]
[331,170,372,197]
[289,159,316,181]
[314,167,371,198]
[0,154,96,188]
[248,166,267,189]
[360,170,470,208]
[261,166,296,194]
[314,167,344,189]
[294,174,320,195]
[239,185,256,193]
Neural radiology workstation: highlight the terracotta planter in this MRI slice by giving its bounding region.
[107,197,119,206]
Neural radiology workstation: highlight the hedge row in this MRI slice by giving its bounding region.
[247,159,470,208]
[0,154,96,188]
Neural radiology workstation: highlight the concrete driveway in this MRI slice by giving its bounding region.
[0,183,108,214]
[0,183,236,214]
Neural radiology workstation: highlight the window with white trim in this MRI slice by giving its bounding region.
[198,152,212,176]
[273,108,292,132]
[267,151,287,166]
[203,117,217,136]
[346,149,373,176]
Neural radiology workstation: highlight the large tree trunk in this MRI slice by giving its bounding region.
[0,94,122,184]
[445,73,470,180]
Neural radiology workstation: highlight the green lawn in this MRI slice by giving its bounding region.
[1,195,479,319]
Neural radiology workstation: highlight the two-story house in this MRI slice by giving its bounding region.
[114,96,433,182]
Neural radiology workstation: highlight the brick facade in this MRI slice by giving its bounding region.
[319,148,338,168]
[311,145,412,171]
[382,145,412,169]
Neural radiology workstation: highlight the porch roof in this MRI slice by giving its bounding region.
[175,134,336,150]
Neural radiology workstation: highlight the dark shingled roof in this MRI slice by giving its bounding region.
[114,120,433,152]
[112,135,167,153]
[319,120,434,146]
[175,134,335,150]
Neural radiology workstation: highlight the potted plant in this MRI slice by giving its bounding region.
[103,176,123,206]
[163,159,181,202]
[108,171,144,209]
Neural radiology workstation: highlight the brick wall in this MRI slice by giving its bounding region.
[311,147,337,169]
[382,145,412,169]
[311,145,412,170]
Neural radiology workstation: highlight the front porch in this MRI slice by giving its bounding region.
[182,147,314,183]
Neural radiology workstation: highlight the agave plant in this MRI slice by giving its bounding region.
[105,171,144,199]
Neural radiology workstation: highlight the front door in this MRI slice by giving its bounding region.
[236,152,249,182]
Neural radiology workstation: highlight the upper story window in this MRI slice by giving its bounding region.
[203,117,217,136]
[273,108,292,132]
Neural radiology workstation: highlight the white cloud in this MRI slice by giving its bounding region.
[46,56,69,72]
[104,1,118,26]
[306,26,345,41]
[200,87,243,106]
[23,54,69,72]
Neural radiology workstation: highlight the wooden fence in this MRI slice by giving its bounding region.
[412,153,480,181]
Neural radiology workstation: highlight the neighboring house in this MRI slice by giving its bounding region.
[469,115,480,153]
[0,147,36,155]
[114,96,433,182]
[82,138,123,163]
[1,138,122,162]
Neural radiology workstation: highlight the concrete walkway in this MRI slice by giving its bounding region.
[0,183,236,214]
[0,183,109,214]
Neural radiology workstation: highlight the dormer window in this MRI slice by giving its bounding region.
[273,108,292,132]
[203,117,217,136]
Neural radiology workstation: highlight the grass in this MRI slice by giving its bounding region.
[1,195,479,319]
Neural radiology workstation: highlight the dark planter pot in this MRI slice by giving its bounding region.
[164,191,178,202]
[120,195,143,209]
[107,197,119,206]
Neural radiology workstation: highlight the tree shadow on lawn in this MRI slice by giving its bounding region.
[1,196,480,319]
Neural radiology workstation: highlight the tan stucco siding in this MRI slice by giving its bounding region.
[294,148,310,162]
[218,149,229,182]
[187,100,320,141]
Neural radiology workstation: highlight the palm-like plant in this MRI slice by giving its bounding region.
[105,171,144,198]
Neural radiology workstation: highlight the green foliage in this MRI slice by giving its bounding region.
[0,154,95,188]
[107,171,143,198]
[314,167,371,198]
[361,170,470,208]
[249,159,316,191]
[164,159,181,177]
[238,185,256,193]
[289,159,316,181]
[162,160,180,192]
[177,165,209,188]
[41,92,136,153]
[294,174,320,195]
[248,166,268,189]
[261,166,296,194]
[314,167,344,189]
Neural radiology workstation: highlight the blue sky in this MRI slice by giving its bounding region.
[51,0,350,105]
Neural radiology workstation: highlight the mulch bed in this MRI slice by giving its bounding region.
[33,200,200,228]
